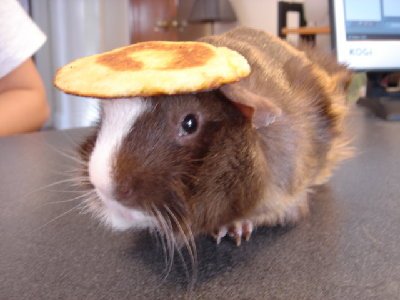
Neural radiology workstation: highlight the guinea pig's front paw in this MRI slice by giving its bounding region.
[212,220,254,246]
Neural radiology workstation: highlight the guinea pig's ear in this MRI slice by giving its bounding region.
[220,83,282,128]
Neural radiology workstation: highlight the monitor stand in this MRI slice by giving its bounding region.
[357,72,400,121]
[358,97,400,121]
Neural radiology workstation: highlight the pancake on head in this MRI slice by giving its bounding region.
[54,41,251,98]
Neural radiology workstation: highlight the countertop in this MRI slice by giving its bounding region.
[1,107,399,299]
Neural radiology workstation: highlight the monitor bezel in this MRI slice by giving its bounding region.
[330,0,400,72]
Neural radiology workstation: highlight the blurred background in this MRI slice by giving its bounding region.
[20,0,331,130]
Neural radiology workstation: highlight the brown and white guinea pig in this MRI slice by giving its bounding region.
[79,27,352,246]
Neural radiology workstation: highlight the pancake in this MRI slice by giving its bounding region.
[54,41,251,98]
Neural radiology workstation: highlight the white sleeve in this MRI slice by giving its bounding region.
[0,0,47,78]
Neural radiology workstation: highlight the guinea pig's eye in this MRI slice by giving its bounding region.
[180,114,198,136]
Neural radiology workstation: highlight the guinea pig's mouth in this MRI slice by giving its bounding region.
[92,189,156,231]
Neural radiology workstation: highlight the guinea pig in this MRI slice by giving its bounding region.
[79,27,352,247]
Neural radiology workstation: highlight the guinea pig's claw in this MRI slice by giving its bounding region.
[243,223,253,242]
[212,226,228,245]
[213,220,253,246]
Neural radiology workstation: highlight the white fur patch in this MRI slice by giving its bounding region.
[88,98,155,230]
[98,194,155,231]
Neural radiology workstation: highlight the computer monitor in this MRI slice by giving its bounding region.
[330,0,400,71]
[330,0,400,120]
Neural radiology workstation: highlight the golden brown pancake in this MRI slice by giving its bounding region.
[54,41,251,98]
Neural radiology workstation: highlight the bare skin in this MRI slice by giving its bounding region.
[0,58,50,136]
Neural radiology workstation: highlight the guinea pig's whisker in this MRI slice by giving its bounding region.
[151,205,175,279]
[64,169,90,176]
[79,194,98,215]
[23,177,90,199]
[46,168,84,178]
[148,226,163,254]
[41,140,88,167]
[164,205,197,288]
[44,190,96,206]
[40,189,85,194]
[60,131,93,151]
[149,207,168,267]
[162,213,177,279]
[181,217,197,275]
[57,146,87,163]
[69,178,91,186]
[35,201,84,232]
[163,212,180,259]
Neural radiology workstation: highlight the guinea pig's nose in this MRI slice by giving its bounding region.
[114,183,134,202]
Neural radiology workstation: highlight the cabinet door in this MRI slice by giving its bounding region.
[130,0,178,42]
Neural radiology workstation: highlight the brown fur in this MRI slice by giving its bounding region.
[80,27,352,239]
[200,27,352,227]
[111,93,263,235]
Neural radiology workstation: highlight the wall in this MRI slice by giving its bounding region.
[214,0,330,50]
[215,0,303,36]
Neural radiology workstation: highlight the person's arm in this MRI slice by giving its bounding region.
[0,58,49,136]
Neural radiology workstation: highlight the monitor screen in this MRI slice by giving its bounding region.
[331,0,400,71]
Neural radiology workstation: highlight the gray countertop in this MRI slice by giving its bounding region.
[1,107,400,300]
